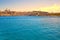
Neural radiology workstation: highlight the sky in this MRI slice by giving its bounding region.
[0,0,60,12]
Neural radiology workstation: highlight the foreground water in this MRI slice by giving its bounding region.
[0,16,60,40]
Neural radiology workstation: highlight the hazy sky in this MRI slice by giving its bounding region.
[0,0,60,12]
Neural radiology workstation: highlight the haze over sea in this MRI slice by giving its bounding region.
[0,16,60,40]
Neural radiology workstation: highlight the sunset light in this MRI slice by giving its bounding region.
[40,4,60,13]
[0,0,60,13]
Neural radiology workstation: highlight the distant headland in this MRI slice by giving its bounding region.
[0,9,60,16]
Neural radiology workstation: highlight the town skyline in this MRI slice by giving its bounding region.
[0,9,60,16]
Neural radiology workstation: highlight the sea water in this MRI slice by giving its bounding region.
[0,16,60,40]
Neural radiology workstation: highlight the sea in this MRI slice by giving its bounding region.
[0,16,60,40]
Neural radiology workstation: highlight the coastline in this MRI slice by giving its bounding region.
[0,10,60,16]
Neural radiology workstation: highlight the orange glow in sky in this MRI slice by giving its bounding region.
[40,4,60,13]
[0,0,60,13]
[8,4,60,13]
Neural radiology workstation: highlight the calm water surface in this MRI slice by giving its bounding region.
[0,16,60,40]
